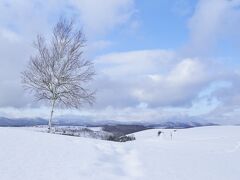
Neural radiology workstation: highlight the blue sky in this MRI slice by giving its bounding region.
[107,1,191,51]
[1,0,240,124]
[86,0,195,54]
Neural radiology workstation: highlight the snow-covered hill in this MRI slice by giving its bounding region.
[0,126,240,180]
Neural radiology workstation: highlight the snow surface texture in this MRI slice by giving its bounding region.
[0,126,240,180]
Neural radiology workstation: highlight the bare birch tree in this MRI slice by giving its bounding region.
[22,18,95,132]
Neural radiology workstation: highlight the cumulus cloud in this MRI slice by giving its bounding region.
[94,50,227,108]
[0,46,238,124]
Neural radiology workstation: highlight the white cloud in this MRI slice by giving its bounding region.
[185,0,240,55]
[94,50,227,109]
[0,28,32,107]
[0,0,138,108]
[0,105,199,123]
[70,0,137,35]
[0,28,21,42]
[0,47,238,124]
[95,49,175,77]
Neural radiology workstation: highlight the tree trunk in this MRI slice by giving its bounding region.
[48,99,56,133]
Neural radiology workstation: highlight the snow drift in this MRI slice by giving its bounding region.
[0,126,239,180]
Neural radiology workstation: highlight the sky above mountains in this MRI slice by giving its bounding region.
[1,0,240,124]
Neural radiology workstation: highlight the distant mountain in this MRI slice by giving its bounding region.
[0,116,218,128]
[147,121,218,129]
[0,117,47,127]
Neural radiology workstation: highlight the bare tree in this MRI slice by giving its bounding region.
[22,18,95,132]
